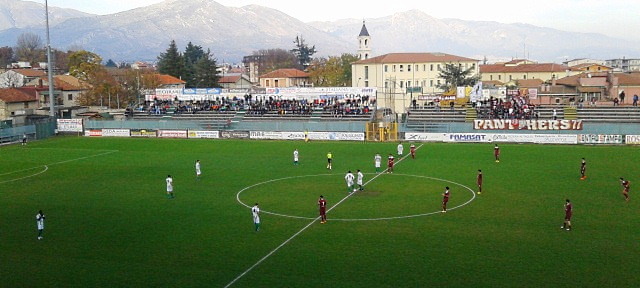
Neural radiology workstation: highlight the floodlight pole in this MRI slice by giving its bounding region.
[45,0,55,118]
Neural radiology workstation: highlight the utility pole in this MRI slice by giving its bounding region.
[45,0,55,118]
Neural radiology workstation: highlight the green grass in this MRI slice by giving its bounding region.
[1,136,639,287]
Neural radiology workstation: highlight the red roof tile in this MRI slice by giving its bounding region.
[480,63,569,73]
[0,88,37,103]
[154,74,186,85]
[219,75,242,83]
[11,69,47,77]
[354,53,478,64]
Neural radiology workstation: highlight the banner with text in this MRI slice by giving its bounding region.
[157,130,188,139]
[188,130,220,139]
[474,119,583,130]
[404,133,446,142]
[577,134,623,144]
[625,135,640,145]
[130,129,157,137]
[57,119,83,132]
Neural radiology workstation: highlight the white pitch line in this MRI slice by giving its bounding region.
[224,144,424,287]
[0,150,118,184]
[0,165,48,184]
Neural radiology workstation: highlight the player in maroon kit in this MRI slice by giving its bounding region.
[494,144,500,163]
[318,195,327,224]
[620,177,630,201]
[387,154,395,173]
[562,199,572,231]
[580,158,586,180]
[410,144,416,159]
[476,169,483,194]
[441,186,450,213]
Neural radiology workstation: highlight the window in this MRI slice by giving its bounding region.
[392,65,396,72]
[498,75,502,80]
[430,80,434,87]
[416,64,419,71]
[266,80,270,86]
[364,66,369,79]
[364,39,368,46]
[437,80,441,86]
[68,94,73,101]
[437,64,441,71]
[523,74,527,79]
[24,102,29,108]
[509,75,512,81]
[423,64,426,71]
[430,64,434,71]
[407,65,411,72]
[384,65,388,72]
[399,81,404,88]
[384,81,388,89]
[407,81,411,88]
[490,75,493,81]
[400,65,404,72]
[364,81,369,87]
[275,79,279,87]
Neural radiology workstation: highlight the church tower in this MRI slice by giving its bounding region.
[357,20,371,60]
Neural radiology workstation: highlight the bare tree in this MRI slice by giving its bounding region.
[15,32,45,67]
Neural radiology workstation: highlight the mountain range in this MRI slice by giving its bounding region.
[0,0,638,64]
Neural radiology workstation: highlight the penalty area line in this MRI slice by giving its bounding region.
[224,143,423,287]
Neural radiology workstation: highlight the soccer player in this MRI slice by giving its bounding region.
[318,195,327,224]
[345,170,355,192]
[374,153,382,173]
[252,203,260,231]
[293,149,299,165]
[356,169,364,191]
[195,160,201,179]
[397,142,404,156]
[494,144,500,163]
[410,144,416,159]
[562,199,572,231]
[387,154,395,173]
[477,169,483,194]
[442,187,450,213]
[22,133,27,146]
[166,175,174,199]
[580,158,586,180]
[304,130,309,143]
[36,210,45,240]
[326,151,333,170]
[620,177,630,201]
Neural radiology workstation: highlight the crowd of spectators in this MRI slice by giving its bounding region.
[476,96,538,120]
[138,95,375,117]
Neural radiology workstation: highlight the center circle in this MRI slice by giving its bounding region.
[236,173,476,221]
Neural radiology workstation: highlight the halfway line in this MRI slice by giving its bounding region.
[224,144,423,287]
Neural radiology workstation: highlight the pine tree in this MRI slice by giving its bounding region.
[194,49,220,88]
[157,40,184,80]
[291,35,316,69]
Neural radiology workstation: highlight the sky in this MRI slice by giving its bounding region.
[46,0,640,40]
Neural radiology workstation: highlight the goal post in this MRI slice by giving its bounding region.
[366,122,398,142]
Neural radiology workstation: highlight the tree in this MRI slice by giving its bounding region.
[436,63,480,92]
[0,46,14,68]
[52,49,72,72]
[249,48,298,74]
[193,49,220,88]
[307,53,359,87]
[157,40,184,80]
[291,35,316,69]
[15,32,45,66]
[68,50,103,82]
[182,42,205,87]
[105,59,117,68]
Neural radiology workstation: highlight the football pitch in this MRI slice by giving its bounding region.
[1,136,639,287]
